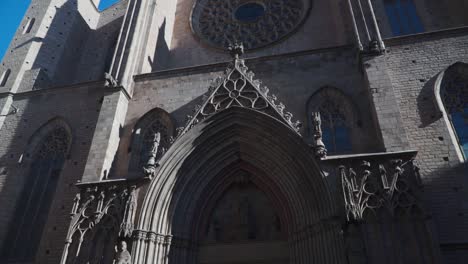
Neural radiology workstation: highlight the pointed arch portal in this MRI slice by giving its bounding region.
[133,107,346,264]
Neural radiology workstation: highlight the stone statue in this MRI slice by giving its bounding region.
[143,132,161,178]
[311,112,327,158]
[120,186,137,238]
[114,241,132,264]
[104,72,118,87]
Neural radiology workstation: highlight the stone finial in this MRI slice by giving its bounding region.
[228,42,245,59]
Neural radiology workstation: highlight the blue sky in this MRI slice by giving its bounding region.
[0,0,119,62]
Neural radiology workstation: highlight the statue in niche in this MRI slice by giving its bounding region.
[114,241,132,264]
[143,132,161,178]
[311,112,327,158]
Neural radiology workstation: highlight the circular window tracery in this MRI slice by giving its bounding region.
[234,3,266,23]
[191,0,311,50]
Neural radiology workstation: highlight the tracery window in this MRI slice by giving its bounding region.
[384,0,424,36]
[129,109,174,174]
[2,126,70,261]
[191,0,311,50]
[308,87,358,155]
[319,102,353,154]
[441,64,468,159]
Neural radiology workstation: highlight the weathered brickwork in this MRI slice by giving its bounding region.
[0,83,105,263]
[365,28,468,263]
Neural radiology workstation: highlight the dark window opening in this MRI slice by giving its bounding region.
[0,69,11,87]
[23,18,35,34]
[320,108,353,154]
[234,3,266,23]
[1,127,69,261]
[441,64,468,159]
[384,0,424,36]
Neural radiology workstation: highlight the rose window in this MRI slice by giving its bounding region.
[191,0,311,50]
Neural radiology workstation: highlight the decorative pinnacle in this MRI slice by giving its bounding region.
[228,42,244,59]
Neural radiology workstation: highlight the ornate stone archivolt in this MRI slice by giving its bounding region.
[191,0,311,50]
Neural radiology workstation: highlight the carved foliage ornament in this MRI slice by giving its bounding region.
[340,158,423,221]
[191,0,311,50]
[175,43,302,139]
[61,183,137,264]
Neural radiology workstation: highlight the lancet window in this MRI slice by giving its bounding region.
[440,63,468,159]
[2,125,70,261]
[384,0,424,36]
[308,87,358,155]
[129,109,174,175]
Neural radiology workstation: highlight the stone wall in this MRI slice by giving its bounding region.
[163,0,350,69]
[365,28,468,263]
[0,83,105,263]
[110,48,384,178]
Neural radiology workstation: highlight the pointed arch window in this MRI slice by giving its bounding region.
[308,87,359,155]
[440,63,468,159]
[384,0,424,36]
[2,125,70,261]
[318,102,353,154]
[129,109,174,175]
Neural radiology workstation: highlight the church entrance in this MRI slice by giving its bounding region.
[198,176,288,264]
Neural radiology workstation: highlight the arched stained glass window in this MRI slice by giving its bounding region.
[384,0,424,36]
[2,125,70,261]
[308,87,357,155]
[441,64,468,159]
[318,98,353,154]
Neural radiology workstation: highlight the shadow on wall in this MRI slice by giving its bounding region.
[0,1,107,262]
[150,18,169,72]
[11,0,89,89]
[417,74,442,128]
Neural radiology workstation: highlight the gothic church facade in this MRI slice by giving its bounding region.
[0,0,467,263]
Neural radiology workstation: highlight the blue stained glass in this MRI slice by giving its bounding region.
[322,123,352,154]
[450,109,468,159]
[384,0,424,36]
[235,3,266,23]
[335,126,353,152]
[322,128,334,152]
